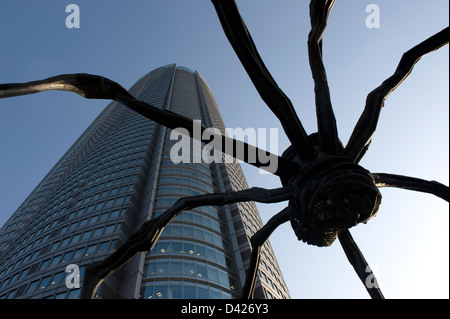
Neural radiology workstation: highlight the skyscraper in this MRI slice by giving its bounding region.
[0,64,290,299]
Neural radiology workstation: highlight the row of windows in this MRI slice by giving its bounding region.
[72,194,131,215]
[83,166,140,188]
[134,66,174,106]
[88,145,147,173]
[158,176,214,193]
[81,124,151,164]
[65,151,141,192]
[259,270,287,299]
[154,196,179,209]
[0,222,121,278]
[159,224,225,250]
[1,267,84,299]
[28,194,128,239]
[35,130,146,208]
[165,136,207,155]
[140,281,234,299]
[1,202,128,269]
[46,177,121,216]
[80,176,136,198]
[225,161,248,192]
[91,130,152,160]
[4,174,57,232]
[159,174,213,190]
[258,247,282,284]
[84,173,140,190]
[34,156,142,226]
[60,208,125,235]
[238,202,262,225]
[156,185,211,198]
[0,124,142,268]
[3,208,127,271]
[0,240,116,297]
[1,177,135,247]
[45,288,81,299]
[0,95,155,293]
[154,205,220,221]
[144,258,236,291]
[150,240,229,268]
[160,164,211,179]
[171,69,202,118]
[232,203,286,294]
[0,114,144,247]
[172,210,222,234]
[49,223,120,252]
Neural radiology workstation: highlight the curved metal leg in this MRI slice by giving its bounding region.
[241,206,292,299]
[0,73,299,177]
[343,27,449,162]
[80,186,293,299]
[374,173,449,202]
[338,229,384,299]
[308,0,339,154]
[211,0,316,161]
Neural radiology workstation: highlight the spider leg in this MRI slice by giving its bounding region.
[211,0,316,162]
[241,206,292,299]
[0,73,300,177]
[308,0,339,154]
[373,173,449,202]
[80,186,293,299]
[338,229,384,299]
[343,27,449,162]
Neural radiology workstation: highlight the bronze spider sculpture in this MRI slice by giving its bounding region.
[0,0,448,299]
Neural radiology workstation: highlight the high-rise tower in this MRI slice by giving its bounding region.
[0,64,290,299]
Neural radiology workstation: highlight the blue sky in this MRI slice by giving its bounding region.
[0,0,448,298]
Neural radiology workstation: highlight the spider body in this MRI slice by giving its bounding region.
[282,134,382,247]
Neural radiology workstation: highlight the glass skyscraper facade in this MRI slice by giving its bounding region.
[0,64,290,299]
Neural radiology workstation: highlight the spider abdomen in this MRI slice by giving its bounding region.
[290,162,382,247]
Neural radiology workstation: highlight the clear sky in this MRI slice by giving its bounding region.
[0,0,448,299]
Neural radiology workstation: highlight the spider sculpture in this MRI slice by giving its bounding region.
[0,0,448,299]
